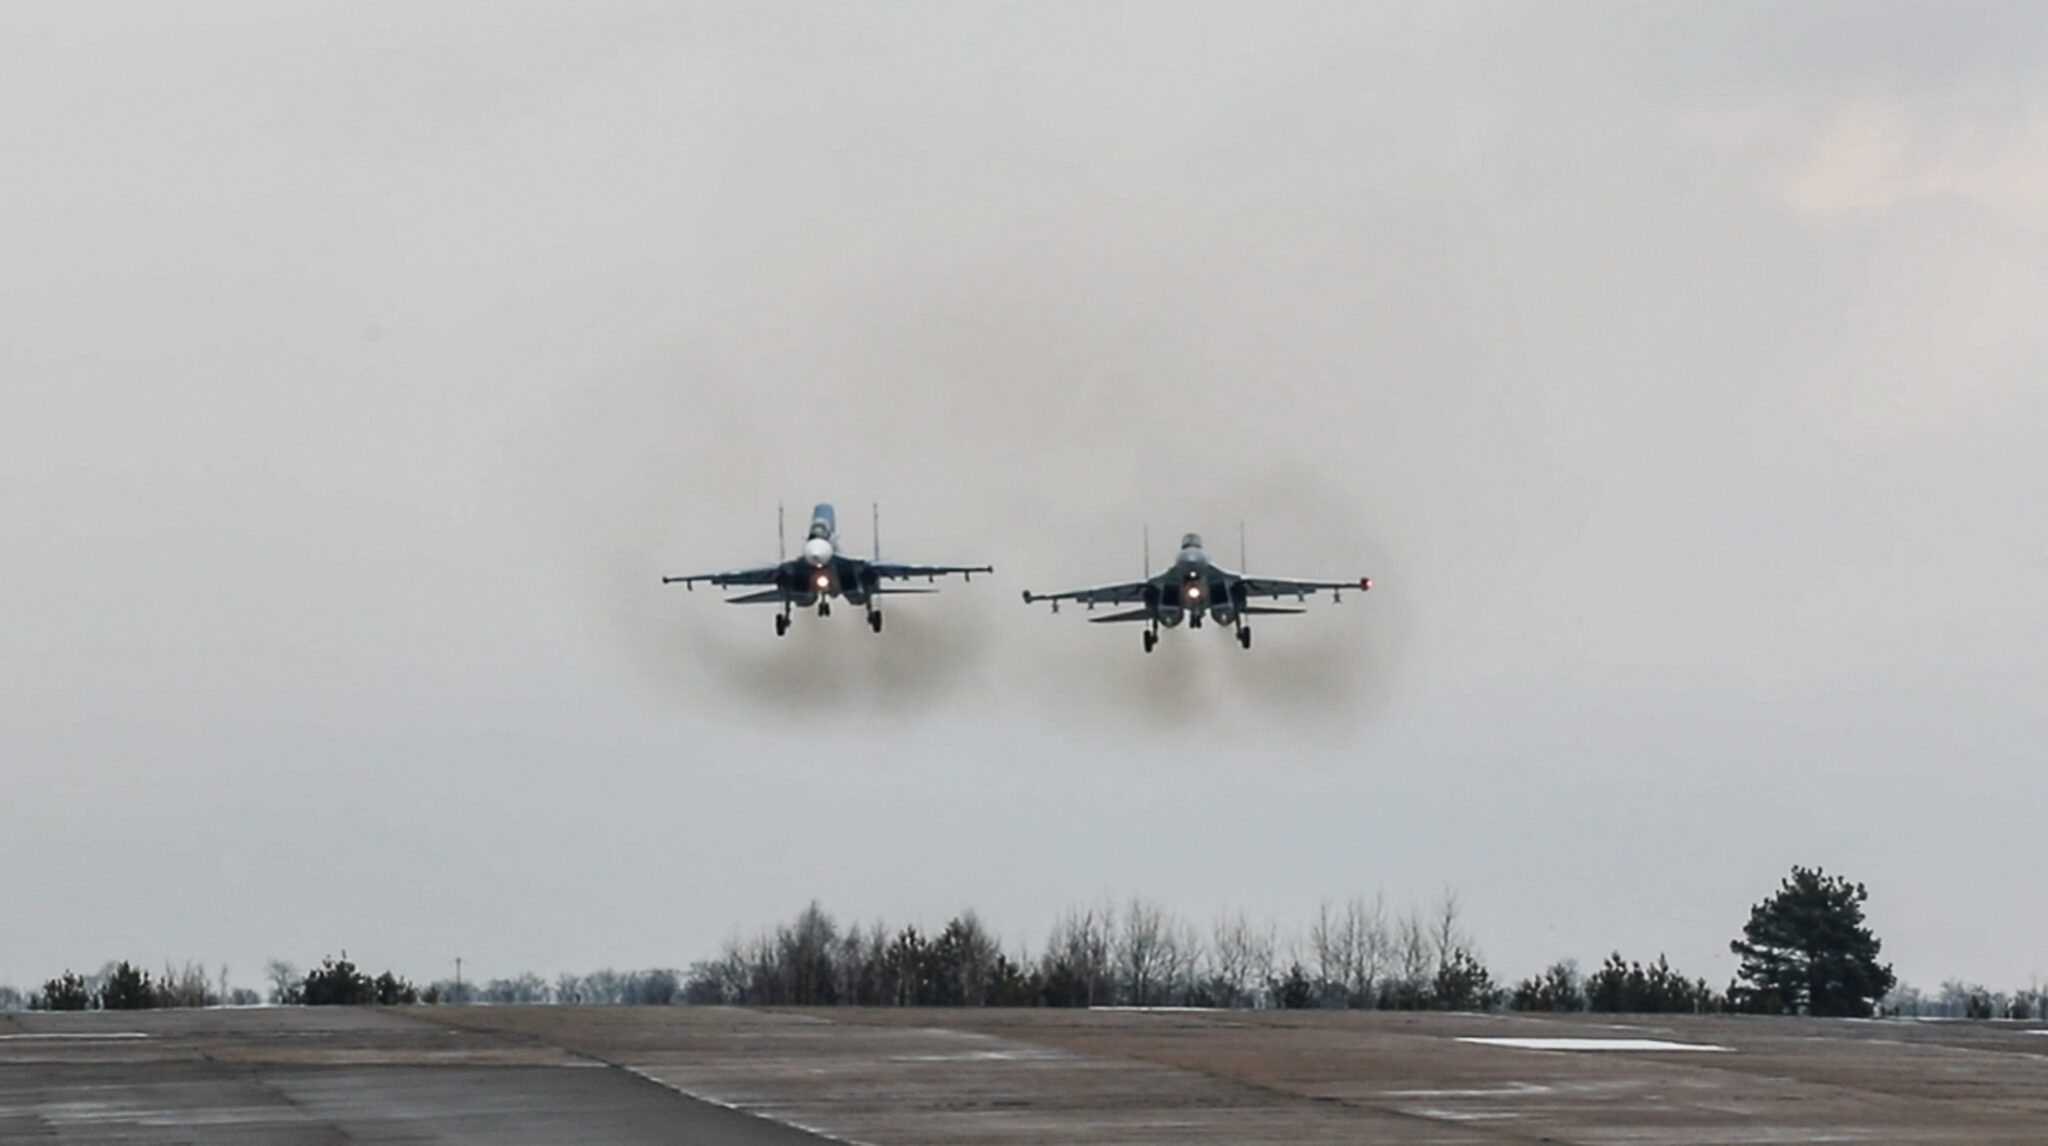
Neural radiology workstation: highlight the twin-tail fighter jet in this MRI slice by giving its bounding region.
[662,504,992,636]
[1022,529,1370,652]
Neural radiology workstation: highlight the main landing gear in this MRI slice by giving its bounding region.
[1142,629,1157,654]
[868,609,883,633]
[1237,625,1252,650]
[775,612,790,637]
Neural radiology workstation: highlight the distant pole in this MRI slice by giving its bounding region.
[455,957,462,1003]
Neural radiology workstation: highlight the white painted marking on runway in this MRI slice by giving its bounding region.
[1384,1082,1552,1098]
[0,1032,150,1040]
[1459,1036,1731,1052]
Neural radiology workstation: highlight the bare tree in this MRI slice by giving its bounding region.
[583,968,624,1005]
[828,921,873,1005]
[1159,914,1204,1005]
[1310,901,1350,1006]
[777,901,840,1004]
[1118,898,1172,1005]
[1041,901,1117,1006]
[1391,905,1434,1008]
[158,960,212,1008]
[265,960,299,1005]
[1345,894,1391,1007]
[1210,910,1273,1007]
[1431,889,1467,975]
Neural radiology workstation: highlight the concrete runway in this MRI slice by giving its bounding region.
[0,1007,828,1144]
[5,1004,2047,1143]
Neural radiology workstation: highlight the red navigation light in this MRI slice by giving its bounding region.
[1360,577,1372,591]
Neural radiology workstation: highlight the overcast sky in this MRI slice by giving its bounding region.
[5,2,2045,995]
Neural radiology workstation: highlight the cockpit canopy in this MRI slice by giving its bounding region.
[808,503,836,540]
[1180,533,1204,550]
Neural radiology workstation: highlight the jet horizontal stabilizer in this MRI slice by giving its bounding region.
[1087,608,1156,624]
[1238,605,1307,615]
[874,587,937,595]
[723,589,787,605]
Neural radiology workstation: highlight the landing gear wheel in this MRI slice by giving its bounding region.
[818,601,831,617]
[868,610,883,633]
[1238,626,1252,649]
[1142,630,1158,654]
[1190,611,1202,630]
[775,614,789,637]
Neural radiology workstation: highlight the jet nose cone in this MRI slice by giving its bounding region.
[802,537,833,567]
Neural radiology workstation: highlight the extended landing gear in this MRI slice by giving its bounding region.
[1142,629,1158,654]
[1237,626,1252,650]
[775,613,790,637]
[868,609,883,633]
[818,601,831,617]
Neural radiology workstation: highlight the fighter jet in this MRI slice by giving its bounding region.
[1021,529,1369,652]
[663,504,992,636]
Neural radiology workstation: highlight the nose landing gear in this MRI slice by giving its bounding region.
[818,601,831,617]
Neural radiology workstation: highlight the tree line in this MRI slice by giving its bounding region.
[677,869,1907,1017]
[678,894,1513,1011]
[3,868,2010,1020]
[12,961,261,1012]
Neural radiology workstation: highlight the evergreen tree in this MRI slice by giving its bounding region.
[1271,962,1317,1009]
[1511,961,1585,1012]
[1730,866,1894,1017]
[1038,955,1089,1008]
[1432,948,1499,1011]
[37,971,91,1012]
[373,971,419,1006]
[98,961,156,1010]
[1586,953,1716,1013]
[301,956,375,1005]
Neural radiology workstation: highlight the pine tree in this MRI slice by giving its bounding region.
[98,961,156,1010]
[1730,866,1895,1017]
[36,971,91,1012]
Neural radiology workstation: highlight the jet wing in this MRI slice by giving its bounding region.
[864,561,993,582]
[1021,578,1152,608]
[721,587,788,605]
[661,562,785,589]
[1232,573,1372,601]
